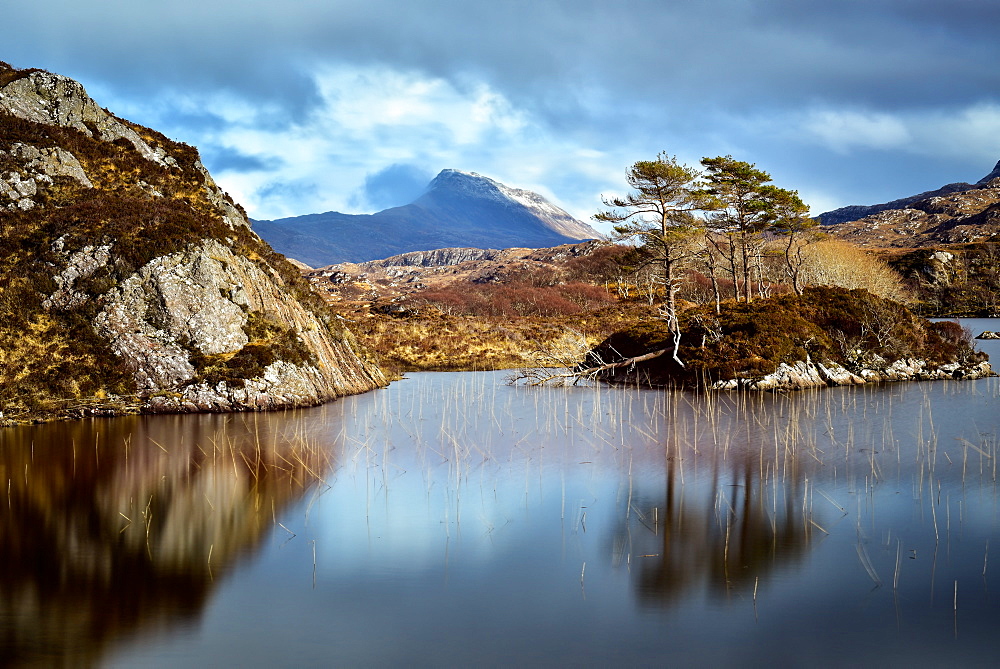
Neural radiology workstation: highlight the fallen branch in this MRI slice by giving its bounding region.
[510,347,669,386]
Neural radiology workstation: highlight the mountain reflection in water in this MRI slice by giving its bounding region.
[0,413,332,667]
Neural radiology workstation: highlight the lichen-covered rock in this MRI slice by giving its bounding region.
[0,70,175,167]
[710,357,992,391]
[0,62,386,422]
[1,142,94,211]
[92,238,385,410]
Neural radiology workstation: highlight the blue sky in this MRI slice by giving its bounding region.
[6,0,1000,232]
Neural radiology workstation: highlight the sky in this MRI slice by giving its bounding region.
[6,0,1000,233]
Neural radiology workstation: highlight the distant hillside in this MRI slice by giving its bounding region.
[818,161,1000,248]
[303,240,615,305]
[252,169,604,266]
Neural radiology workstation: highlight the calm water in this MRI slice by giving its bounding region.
[2,320,999,667]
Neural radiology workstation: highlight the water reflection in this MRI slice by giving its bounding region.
[608,376,999,615]
[1,361,998,666]
[0,413,333,667]
[608,390,820,609]
[624,451,811,607]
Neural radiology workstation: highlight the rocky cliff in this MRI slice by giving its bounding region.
[0,62,386,422]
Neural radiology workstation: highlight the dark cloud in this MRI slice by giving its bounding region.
[201,147,281,174]
[6,1,1000,217]
[9,0,999,120]
[357,164,433,211]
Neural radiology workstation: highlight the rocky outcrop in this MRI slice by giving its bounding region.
[0,143,93,210]
[1,66,245,228]
[91,238,383,412]
[0,62,386,422]
[977,331,1000,340]
[710,357,993,391]
[362,247,505,268]
[0,69,176,167]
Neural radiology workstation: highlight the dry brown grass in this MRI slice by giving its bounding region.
[333,303,652,375]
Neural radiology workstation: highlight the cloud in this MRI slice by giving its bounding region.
[802,110,911,153]
[912,104,1000,165]
[6,1,1000,223]
[797,104,1000,165]
[201,147,281,174]
[355,164,434,211]
[111,64,618,222]
[11,1,1000,119]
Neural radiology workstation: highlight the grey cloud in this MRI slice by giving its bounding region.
[7,1,999,217]
[357,164,433,211]
[201,147,281,174]
[8,1,999,121]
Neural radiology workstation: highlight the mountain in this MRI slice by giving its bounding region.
[0,62,385,422]
[817,161,1000,247]
[252,169,604,266]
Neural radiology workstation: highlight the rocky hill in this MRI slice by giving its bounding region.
[304,240,610,304]
[818,161,1000,248]
[0,62,385,422]
[252,169,604,266]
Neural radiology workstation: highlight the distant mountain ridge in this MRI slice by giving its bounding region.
[252,169,603,266]
[818,160,1000,248]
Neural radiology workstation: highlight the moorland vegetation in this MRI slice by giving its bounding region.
[1,56,992,422]
[332,153,990,387]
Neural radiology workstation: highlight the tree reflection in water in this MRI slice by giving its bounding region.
[623,450,813,607]
[613,389,834,608]
[1,370,997,666]
[0,412,332,667]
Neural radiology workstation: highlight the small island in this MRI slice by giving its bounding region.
[584,286,992,390]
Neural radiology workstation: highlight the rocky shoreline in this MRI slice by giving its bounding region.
[708,356,994,391]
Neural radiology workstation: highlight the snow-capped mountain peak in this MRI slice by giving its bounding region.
[423,169,600,240]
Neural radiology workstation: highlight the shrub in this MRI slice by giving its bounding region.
[407,279,615,319]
